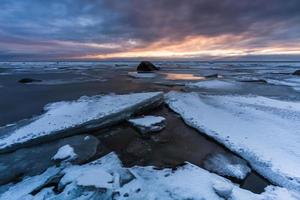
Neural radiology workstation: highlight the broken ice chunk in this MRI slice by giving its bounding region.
[0,92,163,153]
[128,115,166,136]
[203,153,251,180]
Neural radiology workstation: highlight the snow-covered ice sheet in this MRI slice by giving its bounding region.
[52,144,77,161]
[4,152,300,200]
[203,153,251,179]
[0,92,163,152]
[165,91,300,191]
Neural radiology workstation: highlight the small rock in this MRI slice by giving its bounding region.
[292,70,300,76]
[137,61,159,72]
[18,78,42,83]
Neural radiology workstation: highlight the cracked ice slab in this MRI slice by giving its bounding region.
[0,92,163,153]
[165,91,300,191]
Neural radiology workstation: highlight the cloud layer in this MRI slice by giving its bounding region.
[0,0,300,60]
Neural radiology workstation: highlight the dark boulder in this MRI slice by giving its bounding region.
[18,78,42,83]
[137,61,159,72]
[292,70,300,76]
[204,73,219,78]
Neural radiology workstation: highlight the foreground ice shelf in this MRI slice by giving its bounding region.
[0,92,163,153]
[165,91,300,191]
[1,152,299,200]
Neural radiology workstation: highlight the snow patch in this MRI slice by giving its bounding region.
[52,144,77,161]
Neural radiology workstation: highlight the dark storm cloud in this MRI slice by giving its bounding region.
[0,0,300,60]
[103,0,300,43]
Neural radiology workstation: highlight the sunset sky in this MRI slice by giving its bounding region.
[1,0,300,61]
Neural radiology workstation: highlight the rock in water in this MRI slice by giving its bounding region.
[204,73,219,78]
[137,61,159,72]
[292,70,300,76]
[18,78,42,83]
[128,115,166,136]
[0,92,163,153]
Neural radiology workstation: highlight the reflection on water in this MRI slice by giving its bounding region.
[163,73,205,80]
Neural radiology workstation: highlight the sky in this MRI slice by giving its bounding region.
[0,0,300,61]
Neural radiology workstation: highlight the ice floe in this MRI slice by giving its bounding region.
[128,115,166,135]
[0,92,163,153]
[2,152,299,200]
[165,91,300,191]
[203,153,251,180]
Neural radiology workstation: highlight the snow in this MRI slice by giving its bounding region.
[203,153,251,179]
[75,168,113,188]
[0,92,163,152]
[165,91,300,191]
[5,152,300,200]
[128,116,165,128]
[187,79,237,90]
[128,72,156,78]
[128,115,166,135]
[212,179,234,198]
[52,144,77,161]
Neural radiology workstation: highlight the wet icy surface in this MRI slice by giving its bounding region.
[1,61,300,199]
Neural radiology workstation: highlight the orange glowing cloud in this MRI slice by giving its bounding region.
[76,34,300,60]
